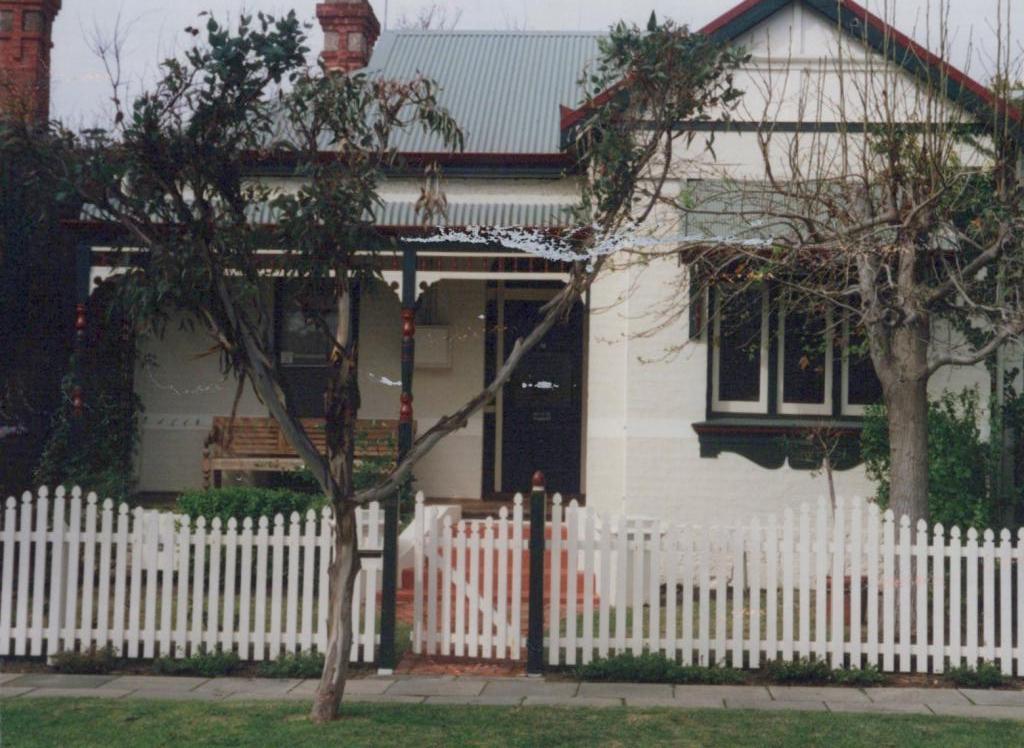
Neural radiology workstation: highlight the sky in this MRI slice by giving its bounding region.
[50,0,1023,126]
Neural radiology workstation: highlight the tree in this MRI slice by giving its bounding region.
[44,12,744,721]
[601,6,1023,523]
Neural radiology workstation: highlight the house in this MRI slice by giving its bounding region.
[63,0,1011,528]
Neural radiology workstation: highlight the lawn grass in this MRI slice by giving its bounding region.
[2,699,1022,747]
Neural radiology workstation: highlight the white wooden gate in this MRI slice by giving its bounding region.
[411,493,526,659]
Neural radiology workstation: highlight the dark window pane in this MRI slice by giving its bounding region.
[848,330,883,405]
[22,10,42,32]
[782,309,828,404]
[0,11,13,33]
[718,290,763,402]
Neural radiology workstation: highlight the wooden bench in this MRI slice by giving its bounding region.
[201,416,409,489]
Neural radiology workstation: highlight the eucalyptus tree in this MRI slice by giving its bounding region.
[46,11,744,721]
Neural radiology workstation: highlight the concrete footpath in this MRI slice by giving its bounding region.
[2,672,1024,720]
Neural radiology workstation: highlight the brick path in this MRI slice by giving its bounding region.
[1,672,1024,719]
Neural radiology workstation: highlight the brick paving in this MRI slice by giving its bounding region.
[1,672,1023,719]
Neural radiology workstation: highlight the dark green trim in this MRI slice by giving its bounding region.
[694,417,864,470]
[706,0,791,43]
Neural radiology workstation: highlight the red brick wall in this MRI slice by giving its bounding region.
[0,0,61,125]
[316,0,380,74]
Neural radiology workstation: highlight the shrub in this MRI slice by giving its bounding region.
[256,650,325,679]
[763,657,832,684]
[862,390,997,530]
[175,487,327,524]
[151,647,243,678]
[831,665,885,687]
[49,645,119,674]
[576,652,744,685]
[947,662,1006,689]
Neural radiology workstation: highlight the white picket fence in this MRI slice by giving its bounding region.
[0,486,383,662]
[412,493,1024,674]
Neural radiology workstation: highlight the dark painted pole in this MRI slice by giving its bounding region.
[379,246,416,672]
[71,244,91,437]
[527,470,546,676]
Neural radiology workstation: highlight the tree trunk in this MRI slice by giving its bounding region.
[885,376,929,523]
[310,503,360,723]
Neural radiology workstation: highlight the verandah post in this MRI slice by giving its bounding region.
[527,470,546,676]
[379,245,416,672]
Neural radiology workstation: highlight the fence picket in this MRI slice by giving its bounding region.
[511,496,523,657]
[565,501,579,666]
[300,510,316,653]
[782,508,794,662]
[549,496,562,665]
[110,503,127,656]
[316,508,330,653]
[999,529,1012,675]
[681,525,694,666]
[593,506,606,659]
[698,528,710,666]
[715,532,727,665]
[468,521,480,658]
[222,518,238,654]
[14,493,33,655]
[94,499,112,654]
[731,526,744,667]
[455,521,467,657]
[913,519,928,673]
[951,527,964,668]
[64,491,83,653]
[160,514,175,657]
[30,490,49,656]
[665,523,679,664]
[814,501,828,662]
[649,521,662,657]
[882,510,895,671]
[189,517,206,657]
[270,514,285,659]
[238,518,253,660]
[982,529,996,665]
[967,529,981,666]
[483,517,495,660]
[204,518,222,655]
[1017,529,1024,677]
[631,519,644,655]
[849,502,862,669]
[616,516,628,654]
[46,489,68,656]
[495,507,508,660]
[441,515,453,656]
[176,517,191,658]
[798,506,811,660]
[765,516,778,665]
[932,524,945,674]
[363,503,380,662]
[749,517,761,670]
[829,498,845,668]
[286,512,300,654]
[1,497,16,656]
[413,495,425,654]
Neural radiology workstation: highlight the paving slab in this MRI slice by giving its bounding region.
[193,678,303,698]
[482,680,578,698]
[727,698,827,712]
[105,676,208,691]
[225,690,311,701]
[387,678,485,697]
[424,695,525,706]
[579,683,673,699]
[122,690,222,701]
[928,703,1024,720]
[6,673,116,688]
[24,688,132,699]
[522,696,623,708]
[628,696,724,709]
[959,689,1024,706]
[675,686,772,702]
[0,688,35,699]
[0,673,23,685]
[769,687,870,703]
[288,678,394,697]
[671,694,728,709]
[826,701,932,715]
[344,694,426,704]
[866,688,971,706]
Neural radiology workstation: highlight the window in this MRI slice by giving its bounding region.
[0,11,13,33]
[709,287,880,419]
[711,288,769,413]
[22,10,42,33]
[777,304,833,415]
[842,321,883,415]
[278,306,337,366]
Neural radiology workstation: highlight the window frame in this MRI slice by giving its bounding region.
[776,304,834,416]
[841,317,882,417]
[710,287,770,414]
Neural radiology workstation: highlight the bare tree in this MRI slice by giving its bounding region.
[394,3,462,31]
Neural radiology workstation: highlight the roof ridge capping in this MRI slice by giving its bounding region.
[382,29,604,37]
[560,0,1021,139]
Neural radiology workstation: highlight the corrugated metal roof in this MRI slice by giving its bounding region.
[267,31,603,156]
[82,200,575,228]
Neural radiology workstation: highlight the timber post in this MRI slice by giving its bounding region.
[379,245,416,672]
[527,469,546,676]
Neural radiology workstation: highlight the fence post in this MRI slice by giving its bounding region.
[527,471,546,676]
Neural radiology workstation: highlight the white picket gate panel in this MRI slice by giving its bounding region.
[412,492,525,659]
[409,492,1024,673]
[0,486,383,663]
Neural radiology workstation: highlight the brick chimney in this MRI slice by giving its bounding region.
[0,0,61,125]
[316,0,380,74]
